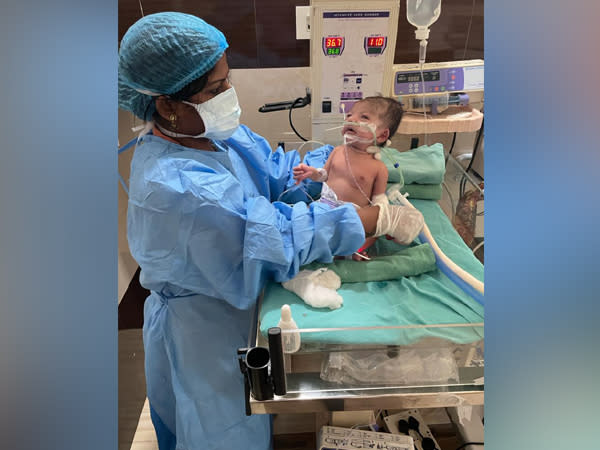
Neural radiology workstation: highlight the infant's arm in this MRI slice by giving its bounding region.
[371,160,389,199]
[292,147,339,184]
[323,146,342,174]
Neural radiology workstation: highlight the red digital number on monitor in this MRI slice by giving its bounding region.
[368,37,385,47]
[326,37,343,48]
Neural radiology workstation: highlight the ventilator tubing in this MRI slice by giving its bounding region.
[419,222,484,303]
[418,229,484,305]
[387,188,484,304]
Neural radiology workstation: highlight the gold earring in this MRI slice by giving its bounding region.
[168,113,177,129]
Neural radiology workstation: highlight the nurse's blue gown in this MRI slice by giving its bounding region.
[127,125,364,449]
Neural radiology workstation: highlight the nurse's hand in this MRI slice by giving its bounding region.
[292,163,318,184]
[376,203,424,245]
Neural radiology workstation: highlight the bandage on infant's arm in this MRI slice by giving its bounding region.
[315,168,328,182]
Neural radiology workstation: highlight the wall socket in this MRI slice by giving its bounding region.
[295,6,311,40]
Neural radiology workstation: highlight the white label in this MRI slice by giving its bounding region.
[463,66,484,90]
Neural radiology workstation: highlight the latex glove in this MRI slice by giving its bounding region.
[282,269,343,309]
[371,193,389,207]
[375,202,424,245]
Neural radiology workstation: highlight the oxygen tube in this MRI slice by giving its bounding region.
[387,186,484,305]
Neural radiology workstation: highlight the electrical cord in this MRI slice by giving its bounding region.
[469,168,484,181]
[446,132,457,162]
[454,442,484,450]
[460,175,467,198]
[289,97,308,141]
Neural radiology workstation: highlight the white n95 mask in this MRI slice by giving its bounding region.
[158,86,242,140]
[183,86,241,140]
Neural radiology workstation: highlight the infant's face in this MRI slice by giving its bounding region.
[342,103,385,145]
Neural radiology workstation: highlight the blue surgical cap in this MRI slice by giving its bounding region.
[118,12,229,121]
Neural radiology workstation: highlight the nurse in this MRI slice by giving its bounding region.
[119,12,422,450]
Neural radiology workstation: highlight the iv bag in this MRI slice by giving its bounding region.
[406,0,441,28]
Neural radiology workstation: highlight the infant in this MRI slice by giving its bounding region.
[293,96,404,260]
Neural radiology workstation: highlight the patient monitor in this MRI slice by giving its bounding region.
[310,0,400,143]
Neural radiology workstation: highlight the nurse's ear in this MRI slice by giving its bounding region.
[155,95,190,130]
[155,95,177,122]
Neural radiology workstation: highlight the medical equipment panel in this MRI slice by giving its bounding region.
[391,60,484,126]
[392,60,484,96]
[311,0,400,141]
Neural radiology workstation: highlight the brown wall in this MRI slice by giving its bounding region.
[119,0,483,68]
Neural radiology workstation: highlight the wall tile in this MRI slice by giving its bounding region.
[254,0,310,67]
[118,0,259,68]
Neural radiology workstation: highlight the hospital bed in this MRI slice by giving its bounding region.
[244,147,484,417]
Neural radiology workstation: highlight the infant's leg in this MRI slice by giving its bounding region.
[358,236,377,252]
[352,236,378,261]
